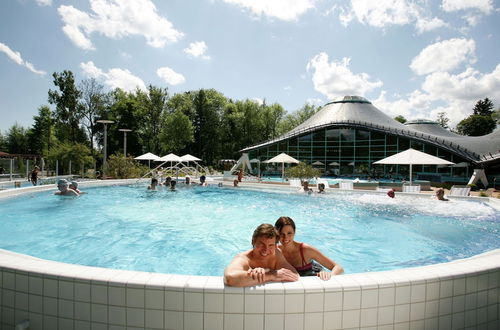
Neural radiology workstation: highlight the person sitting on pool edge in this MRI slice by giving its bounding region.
[69,181,86,194]
[148,178,159,190]
[224,223,299,287]
[54,179,79,196]
[275,216,343,280]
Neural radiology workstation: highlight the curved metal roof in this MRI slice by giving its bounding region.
[241,96,500,164]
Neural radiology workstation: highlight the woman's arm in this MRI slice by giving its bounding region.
[304,244,344,279]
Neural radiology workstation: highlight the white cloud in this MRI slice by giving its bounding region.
[306,52,382,99]
[306,97,324,105]
[252,97,264,105]
[0,42,45,75]
[80,61,146,92]
[410,38,476,75]
[156,67,185,85]
[221,0,316,21]
[184,41,210,60]
[58,0,183,50]
[35,0,52,6]
[339,0,445,33]
[441,0,494,14]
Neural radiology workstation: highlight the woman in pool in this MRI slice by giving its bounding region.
[274,216,343,280]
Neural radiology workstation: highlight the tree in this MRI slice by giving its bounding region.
[277,103,320,135]
[394,115,407,124]
[435,112,450,129]
[136,85,169,154]
[27,105,55,156]
[6,123,30,154]
[456,115,496,136]
[0,131,7,151]
[472,98,494,116]
[285,162,321,181]
[80,78,107,157]
[48,70,84,143]
[491,108,500,124]
[160,110,194,153]
[47,141,93,175]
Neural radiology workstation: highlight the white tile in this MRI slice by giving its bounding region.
[244,294,264,313]
[284,313,304,330]
[108,306,126,325]
[43,296,58,316]
[343,290,361,310]
[342,309,360,328]
[264,314,284,329]
[410,301,425,321]
[378,287,395,307]
[3,272,15,289]
[165,290,183,311]
[487,271,498,289]
[224,293,243,313]
[28,312,43,329]
[285,293,304,313]
[361,289,378,309]
[425,317,439,329]
[91,303,107,323]
[439,297,452,315]
[145,289,163,310]
[204,313,223,330]
[360,308,377,327]
[29,276,43,295]
[58,299,74,318]
[265,294,284,314]
[464,292,477,311]
[165,310,183,330]
[145,309,164,329]
[91,284,107,304]
[476,306,487,323]
[126,307,144,327]
[324,291,342,311]
[185,292,203,312]
[438,314,452,329]
[224,313,243,330]
[487,288,498,305]
[425,281,440,301]
[244,314,264,330]
[204,293,223,313]
[440,280,453,298]
[451,311,465,329]
[43,315,58,329]
[464,309,476,327]
[477,273,489,291]
[29,294,43,313]
[43,278,58,297]
[395,286,411,305]
[126,287,144,308]
[425,300,439,319]
[466,275,478,294]
[324,311,342,329]
[15,274,29,292]
[453,278,466,296]
[74,301,90,321]
[304,312,323,329]
[75,282,91,302]
[411,283,425,303]
[394,304,410,323]
[452,295,465,313]
[15,292,28,310]
[108,286,125,306]
[409,319,424,330]
[305,292,324,312]
[477,290,487,308]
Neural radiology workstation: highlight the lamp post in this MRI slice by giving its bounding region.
[118,129,132,157]
[96,120,114,171]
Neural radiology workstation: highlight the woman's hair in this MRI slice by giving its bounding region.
[318,183,325,189]
[151,178,158,185]
[251,223,279,246]
[274,216,296,233]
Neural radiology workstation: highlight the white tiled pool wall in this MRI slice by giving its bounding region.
[1,180,499,329]
[1,249,499,330]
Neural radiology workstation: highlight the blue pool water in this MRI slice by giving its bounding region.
[0,184,499,276]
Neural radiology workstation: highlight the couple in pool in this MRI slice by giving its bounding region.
[224,217,344,287]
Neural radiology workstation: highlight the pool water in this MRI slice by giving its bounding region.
[0,184,499,276]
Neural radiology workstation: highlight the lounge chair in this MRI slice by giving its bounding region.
[402,183,421,193]
[376,186,392,192]
[339,180,353,190]
[449,185,471,196]
[289,179,302,187]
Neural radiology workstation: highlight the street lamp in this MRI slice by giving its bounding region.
[96,120,114,170]
[118,129,132,157]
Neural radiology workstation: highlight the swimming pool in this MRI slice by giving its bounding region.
[1,183,498,276]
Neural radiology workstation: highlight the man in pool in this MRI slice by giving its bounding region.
[54,179,79,196]
[224,223,299,287]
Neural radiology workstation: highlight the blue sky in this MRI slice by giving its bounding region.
[1,0,499,133]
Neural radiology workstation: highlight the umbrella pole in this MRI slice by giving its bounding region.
[282,162,284,181]
[409,164,413,185]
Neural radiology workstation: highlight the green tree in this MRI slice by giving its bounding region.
[27,105,55,156]
[0,131,7,151]
[103,154,148,179]
[136,85,169,154]
[472,98,494,116]
[492,108,500,124]
[48,70,85,143]
[47,141,93,174]
[261,102,285,139]
[80,78,107,157]
[394,115,407,124]
[456,115,496,136]
[285,162,321,180]
[435,112,450,129]
[277,103,320,135]
[6,123,30,154]
[160,110,194,153]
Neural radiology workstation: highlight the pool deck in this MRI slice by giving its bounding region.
[1,179,499,329]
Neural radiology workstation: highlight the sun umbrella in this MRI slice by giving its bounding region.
[328,161,340,166]
[263,153,300,180]
[312,161,324,166]
[180,154,201,162]
[373,148,454,184]
[134,152,160,168]
[157,153,182,162]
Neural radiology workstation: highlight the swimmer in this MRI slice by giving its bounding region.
[54,179,79,196]
[199,175,208,186]
[387,189,395,198]
[148,178,159,190]
[435,188,448,201]
[317,183,325,193]
[69,181,85,194]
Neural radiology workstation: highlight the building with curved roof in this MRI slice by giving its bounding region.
[242,96,500,183]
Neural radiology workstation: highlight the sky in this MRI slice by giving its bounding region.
[1,0,499,134]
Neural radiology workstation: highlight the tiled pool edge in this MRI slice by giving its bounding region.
[1,180,499,329]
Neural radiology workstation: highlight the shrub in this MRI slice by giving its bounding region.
[103,154,149,179]
[285,162,321,181]
[479,191,489,197]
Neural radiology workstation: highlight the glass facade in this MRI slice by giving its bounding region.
[249,127,470,180]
